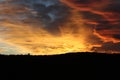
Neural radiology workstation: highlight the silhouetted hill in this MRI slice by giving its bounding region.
[1,52,119,79]
[0,52,120,64]
[0,52,120,56]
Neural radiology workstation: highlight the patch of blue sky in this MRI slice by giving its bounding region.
[29,0,59,7]
[0,42,27,55]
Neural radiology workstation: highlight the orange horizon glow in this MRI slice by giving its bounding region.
[0,22,93,55]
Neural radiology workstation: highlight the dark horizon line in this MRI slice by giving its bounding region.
[0,52,120,56]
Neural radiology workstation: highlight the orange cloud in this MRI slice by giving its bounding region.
[60,0,120,43]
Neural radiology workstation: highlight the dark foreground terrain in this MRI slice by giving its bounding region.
[0,52,120,64]
[1,52,120,75]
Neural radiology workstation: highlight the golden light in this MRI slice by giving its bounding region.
[0,21,92,55]
[0,4,93,55]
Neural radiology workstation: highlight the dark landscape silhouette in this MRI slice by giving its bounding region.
[0,52,120,64]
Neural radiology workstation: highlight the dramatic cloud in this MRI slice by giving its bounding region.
[60,0,120,53]
[1,0,90,55]
[60,0,120,42]
[0,0,120,55]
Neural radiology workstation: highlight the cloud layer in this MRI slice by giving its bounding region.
[0,0,120,54]
[60,0,120,52]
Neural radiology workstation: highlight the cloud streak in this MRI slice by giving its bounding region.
[60,0,120,42]
[60,0,120,53]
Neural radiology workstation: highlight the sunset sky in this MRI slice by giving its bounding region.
[0,0,120,55]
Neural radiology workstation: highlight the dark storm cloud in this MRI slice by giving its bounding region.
[100,1,120,13]
[113,35,120,40]
[31,1,71,34]
[79,11,109,25]
[0,0,71,34]
[92,42,120,53]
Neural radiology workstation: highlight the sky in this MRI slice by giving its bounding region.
[0,0,120,55]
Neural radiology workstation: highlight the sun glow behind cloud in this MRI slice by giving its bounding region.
[0,0,95,55]
[0,20,92,55]
[0,0,120,55]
